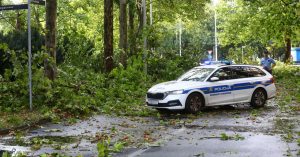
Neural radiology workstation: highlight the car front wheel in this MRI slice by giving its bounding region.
[250,88,267,108]
[185,93,204,113]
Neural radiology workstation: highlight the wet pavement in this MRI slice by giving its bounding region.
[0,100,299,156]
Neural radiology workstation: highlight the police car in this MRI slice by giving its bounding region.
[146,64,276,113]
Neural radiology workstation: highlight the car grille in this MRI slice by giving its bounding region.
[147,93,165,100]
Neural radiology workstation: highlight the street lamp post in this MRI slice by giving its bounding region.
[241,46,245,63]
[142,0,147,74]
[179,21,182,57]
[213,0,218,61]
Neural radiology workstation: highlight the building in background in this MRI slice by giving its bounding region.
[291,47,300,64]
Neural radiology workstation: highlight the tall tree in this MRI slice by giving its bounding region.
[45,0,57,80]
[104,0,114,73]
[15,11,22,31]
[119,0,127,66]
[218,0,300,63]
[128,0,136,56]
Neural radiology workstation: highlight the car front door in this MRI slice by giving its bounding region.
[206,67,235,106]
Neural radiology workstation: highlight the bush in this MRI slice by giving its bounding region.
[0,46,200,118]
[273,62,300,79]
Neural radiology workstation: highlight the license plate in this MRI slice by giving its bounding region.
[148,99,159,105]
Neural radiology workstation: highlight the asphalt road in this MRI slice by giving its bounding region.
[0,100,299,157]
[119,102,299,157]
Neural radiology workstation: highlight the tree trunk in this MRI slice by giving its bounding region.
[119,0,127,67]
[128,0,136,56]
[104,0,114,73]
[45,0,57,80]
[137,0,143,35]
[284,36,291,63]
[16,11,22,31]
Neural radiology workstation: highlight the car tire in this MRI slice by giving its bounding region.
[250,88,267,108]
[185,93,204,113]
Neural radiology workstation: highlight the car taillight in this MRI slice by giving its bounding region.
[270,77,275,83]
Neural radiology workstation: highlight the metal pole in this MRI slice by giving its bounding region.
[214,6,218,61]
[142,0,147,74]
[150,0,152,25]
[179,21,182,57]
[242,47,243,63]
[27,0,32,110]
[242,46,245,63]
[150,0,154,54]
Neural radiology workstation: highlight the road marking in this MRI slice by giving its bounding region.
[127,127,186,157]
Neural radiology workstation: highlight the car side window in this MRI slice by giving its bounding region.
[210,67,232,81]
[231,66,266,79]
[231,66,249,79]
[247,67,266,77]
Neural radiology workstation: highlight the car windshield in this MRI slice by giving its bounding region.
[177,68,215,82]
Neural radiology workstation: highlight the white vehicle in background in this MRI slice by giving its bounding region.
[146,65,276,113]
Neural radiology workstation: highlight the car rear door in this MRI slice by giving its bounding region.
[230,66,266,102]
[206,67,235,106]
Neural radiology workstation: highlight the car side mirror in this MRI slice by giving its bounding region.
[210,77,219,82]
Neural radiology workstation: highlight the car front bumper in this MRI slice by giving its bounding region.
[146,94,187,109]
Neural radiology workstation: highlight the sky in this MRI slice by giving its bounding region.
[11,0,19,3]
[9,0,24,4]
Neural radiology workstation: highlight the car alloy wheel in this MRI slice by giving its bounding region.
[251,88,266,108]
[186,93,203,113]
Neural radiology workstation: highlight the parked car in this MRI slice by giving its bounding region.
[146,64,276,113]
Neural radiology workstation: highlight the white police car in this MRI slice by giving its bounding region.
[146,65,276,113]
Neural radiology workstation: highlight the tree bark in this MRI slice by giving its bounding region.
[119,0,127,66]
[284,35,291,63]
[45,0,57,80]
[15,11,22,31]
[137,0,143,35]
[104,0,114,73]
[128,0,136,56]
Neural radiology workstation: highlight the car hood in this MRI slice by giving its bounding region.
[148,81,209,93]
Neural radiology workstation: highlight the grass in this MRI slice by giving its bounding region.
[0,110,47,130]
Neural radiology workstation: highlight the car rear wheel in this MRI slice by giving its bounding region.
[250,88,267,108]
[185,93,204,113]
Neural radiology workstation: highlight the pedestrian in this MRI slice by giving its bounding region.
[260,50,276,74]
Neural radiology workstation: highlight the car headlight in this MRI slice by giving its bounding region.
[165,90,184,96]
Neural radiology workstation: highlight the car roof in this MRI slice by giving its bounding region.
[196,64,262,69]
[195,65,221,68]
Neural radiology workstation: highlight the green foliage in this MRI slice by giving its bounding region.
[148,51,199,81]
[0,45,52,112]
[2,151,10,157]
[273,63,300,111]
[0,28,44,53]
[0,48,157,118]
[273,63,300,80]
[220,133,230,140]
[220,133,245,141]
[227,46,260,64]
[97,138,125,157]
[218,0,300,60]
